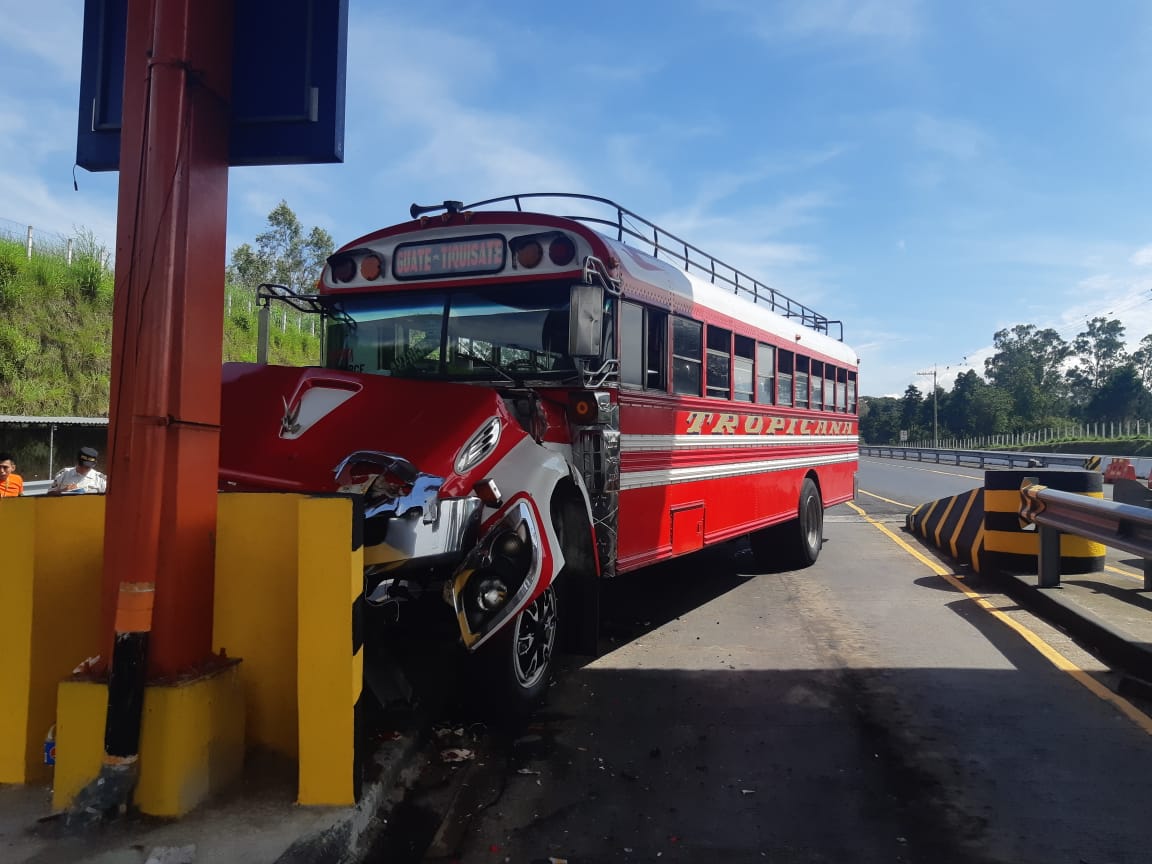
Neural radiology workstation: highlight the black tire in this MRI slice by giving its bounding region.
[552,491,599,656]
[477,584,559,716]
[749,477,824,570]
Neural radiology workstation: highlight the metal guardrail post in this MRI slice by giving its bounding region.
[1037,524,1062,588]
[1145,559,1152,593]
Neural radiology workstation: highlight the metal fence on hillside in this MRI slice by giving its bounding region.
[0,216,113,270]
[900,420,1152,450]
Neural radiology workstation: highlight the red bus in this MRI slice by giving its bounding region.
[218,193,859,709]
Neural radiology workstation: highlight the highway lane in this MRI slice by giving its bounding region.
[369,460,1152,864]
[856,454,985,519]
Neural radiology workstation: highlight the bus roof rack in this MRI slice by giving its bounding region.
[456,192,843,342]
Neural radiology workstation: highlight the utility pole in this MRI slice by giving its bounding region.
[916,366,938,448]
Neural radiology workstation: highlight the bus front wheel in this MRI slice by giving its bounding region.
[749,478,823,571]
[477,584,559,716]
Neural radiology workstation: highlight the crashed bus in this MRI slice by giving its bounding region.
[218,193,859,710]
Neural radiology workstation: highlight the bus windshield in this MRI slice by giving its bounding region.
[323,282,576,381]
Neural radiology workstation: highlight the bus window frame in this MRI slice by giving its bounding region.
[777,349,794,408]
[672,316,703,396]
[756,342,776,405]
[620,301,670,393]
[705,325,733,400]
[733,334,754,403]
[620,300,645,389]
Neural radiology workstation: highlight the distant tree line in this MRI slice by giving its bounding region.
[861,320,1152,444]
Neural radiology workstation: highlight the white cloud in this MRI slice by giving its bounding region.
[914,114,991,161]
[1130,245,1152,267]
[344,17,584,204]
[0,0,82,80]
[705,0,923,43]
[0,172,117,244]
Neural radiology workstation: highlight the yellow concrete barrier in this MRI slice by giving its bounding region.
[4,492,365,816]
[0,497,105,786]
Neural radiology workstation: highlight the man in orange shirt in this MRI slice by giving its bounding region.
[0,453,23,498]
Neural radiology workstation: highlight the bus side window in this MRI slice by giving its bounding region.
[672,317,702,396]
[795,355,810,409]
[825,365,837,411]
[646,309,667,391]
[836,368,848,412]
[778,350,794,407]
[848,372,858,414]
[811,360,824,410]
[734,335,754,402]
[705,326,731,399]
[620,301,644,387]
[756,343,775,404]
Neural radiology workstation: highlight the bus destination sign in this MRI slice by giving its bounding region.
[393,235,506,280]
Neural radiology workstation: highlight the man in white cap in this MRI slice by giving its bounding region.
[48,446,108,495]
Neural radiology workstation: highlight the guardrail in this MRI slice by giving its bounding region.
[1019,483,1152,590]
[23,480,52,496]
[861,445,1094,470]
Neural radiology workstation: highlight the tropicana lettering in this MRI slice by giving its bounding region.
[683,411,856,436]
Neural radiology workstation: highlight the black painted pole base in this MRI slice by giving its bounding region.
[64,630,149,830]
[63,760,139,831]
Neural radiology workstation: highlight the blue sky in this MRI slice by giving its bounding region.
[4,1,1152,397]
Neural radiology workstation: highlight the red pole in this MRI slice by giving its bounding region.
[100,0,231,681]
[65,3,234,822]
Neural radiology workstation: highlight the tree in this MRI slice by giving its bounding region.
[968,384,1013,438]
[1085,366,1152,424]
[940,370,981,439]
[226,201,334,293]
[899,384,924,440]
[983,324,1070,426]
[858,395,901,444]
[1066,317,1128,409]
[1130,333,1152,390]
[936,370,1012,440]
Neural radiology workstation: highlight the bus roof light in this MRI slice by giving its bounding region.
[513,239,543,269]
[329,254,356,283]
[360,253,384,281]
[548,234,576,266]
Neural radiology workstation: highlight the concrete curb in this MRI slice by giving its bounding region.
[987,571,1152,686]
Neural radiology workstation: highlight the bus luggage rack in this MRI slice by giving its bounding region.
[460,193,844,341]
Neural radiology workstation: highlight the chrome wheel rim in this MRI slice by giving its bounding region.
[802,494,822,550]
[513,585,558,689]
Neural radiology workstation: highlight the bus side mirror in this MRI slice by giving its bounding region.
[569,282,604,358]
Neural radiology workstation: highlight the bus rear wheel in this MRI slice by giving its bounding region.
[749,477,823,571]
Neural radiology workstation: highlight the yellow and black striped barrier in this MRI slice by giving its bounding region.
[1083,455,1101,472]
[906,487,986,572]
[907,467,1106,575]
[984,468,1105,574]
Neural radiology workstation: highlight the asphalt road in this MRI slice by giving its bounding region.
[368,459,1152,864]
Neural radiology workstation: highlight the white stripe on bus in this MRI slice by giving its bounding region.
[620,451,859,489]
[621,434,859,450]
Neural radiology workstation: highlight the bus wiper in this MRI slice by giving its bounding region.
[458,352,516,384]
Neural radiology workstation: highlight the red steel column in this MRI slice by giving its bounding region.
[102,0,232,681]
